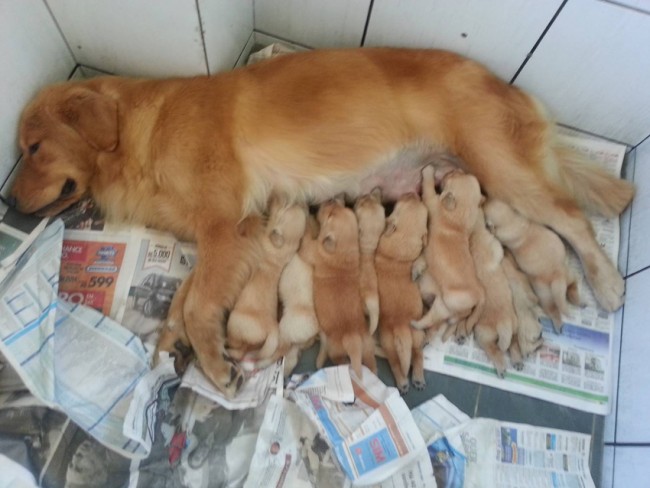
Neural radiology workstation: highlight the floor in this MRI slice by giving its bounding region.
[602,136,650,488]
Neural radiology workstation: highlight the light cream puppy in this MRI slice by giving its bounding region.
[226,201,307,362]
[376,193,428,393]
[484,199,582,333]
[353,188,385,335]
[412,166,485,336]
[501,251,544,368]
[301,199,377,378]
[469,209,517,377]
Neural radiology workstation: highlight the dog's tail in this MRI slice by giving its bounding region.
[496,319,513,352]
[554,145,634,218]
[343,334,364,378]
[394,328,413,377]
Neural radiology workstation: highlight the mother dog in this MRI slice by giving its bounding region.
[9,48,633,397]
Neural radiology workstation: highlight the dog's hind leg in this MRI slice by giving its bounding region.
[154,271,194,374]
[411,329,426,390]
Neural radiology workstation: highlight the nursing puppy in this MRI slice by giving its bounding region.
[226,201,307,362]
[353,188,385,335]
[412,166,484,335]
[484,199,582,333]
[301,199,377,378]
[375,193,428,393]
[469,209,517,377]
[256,215,321,376]
[11,48,633,396]
[501,251,544,368]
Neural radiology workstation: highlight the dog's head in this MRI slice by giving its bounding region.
[379,193,428,260]
[316,198,358,255]
[267,199,308,251]
[10,83,118,216]
[353,187,385,248]
[483,198,516,231]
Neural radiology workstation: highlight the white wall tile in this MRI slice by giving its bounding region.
[628,138,650,275]
[616,270,650,442]
[613,446,650,487]
[515,0,650,145]
[601,446,614,488]
[47,0,207,77]
[198,0,253,74]
[0,0,75,189]
[254,0,371,48]
[364,0,562,81]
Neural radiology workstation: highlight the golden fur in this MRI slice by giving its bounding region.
[10,47,633,396]
[301,199,377,378]
[375,193,428,393]
[484,198,583,333]
[411,167,485,334]
[226,201,307,362]
[469,209,517,377]
[353,188,385,335]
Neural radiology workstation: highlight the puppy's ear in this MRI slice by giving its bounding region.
[322,234,336,253]
[58,89,118,151]
[441,192,456,211]
[270,228,285,248]
[479,194,486,206]
[421,231,428,249]
[333,194,346,206]
[370,187,382,202]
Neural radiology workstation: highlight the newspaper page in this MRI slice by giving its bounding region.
[292,367,429,486]
[0,200,48,269]
[440,418,595,488]
[0,220,158,458]
[423,133,626,414]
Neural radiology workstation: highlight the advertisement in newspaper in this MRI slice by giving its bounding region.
[423,133,626,414]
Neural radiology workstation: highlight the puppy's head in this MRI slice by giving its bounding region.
[483,198,516,230]
[353,188,385,247]
[438,172,484,228]
[379,193,428,260]
[267,201,307,250]
[10,83,118,216]
[316,199,358,255]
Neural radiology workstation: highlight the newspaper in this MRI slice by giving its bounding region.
[423,133,626,414]
[0,220,157,458]
[181,358,284,410]
[292,367,429,486]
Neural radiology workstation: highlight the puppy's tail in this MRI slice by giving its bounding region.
[343,334,364,378]
[554,145,634,218]
[496,319,513,352]
[394,329,413,377]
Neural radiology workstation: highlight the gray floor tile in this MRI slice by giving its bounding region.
[613,446,650,488]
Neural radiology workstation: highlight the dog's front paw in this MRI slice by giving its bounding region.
[200,353,245,399]
[590,262,625,312]
[512,360,524,372]
[398,381,410,395]
[412,379,426,391]
[155,326,194,375]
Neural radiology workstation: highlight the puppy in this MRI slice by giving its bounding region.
[301,199,377,378]
[375,193,428,393]
[226,201,307,362]
[11,47,633,396]
[412,167,484,336]
[501,251,544,368]
[484,199,582,333]
[353,188,385,335]
[256,215,321,376]
[468,209,517,377]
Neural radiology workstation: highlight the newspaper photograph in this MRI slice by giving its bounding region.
[423,133,626,414]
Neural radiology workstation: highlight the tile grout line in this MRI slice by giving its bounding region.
[359,0,376,47]
[509,0,568,85]
[194,0,211,76]
[41,0,78,64]
[605,442,650,447]
[473,385,482,417]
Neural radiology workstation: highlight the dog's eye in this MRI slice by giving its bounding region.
[61,179,77,197]
[28,143,40,155]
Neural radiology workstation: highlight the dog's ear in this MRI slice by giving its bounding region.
[322,234,336,253]
[57,89,118,151]
[270,228,285,248]
[441,192,456,211]
[421,231,428,249]
[479,194,486,206]
[370,187,382,202]
[333,194,346,206]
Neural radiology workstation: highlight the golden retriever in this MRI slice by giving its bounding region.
[411,167,485,335]
[375,193,428,393]
[353,188,385,335]
[226,200,307,362]
[484,198,583,333]
[301,199,377,378]
[9,47,633,397]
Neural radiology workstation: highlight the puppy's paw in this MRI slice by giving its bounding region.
[495,367,506,379]
[169,340,194,375]
[512,361,524,372]
[455,335,466,346]
[412,379,426,391]
[398,381,410,395]
[155,326,194,375]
